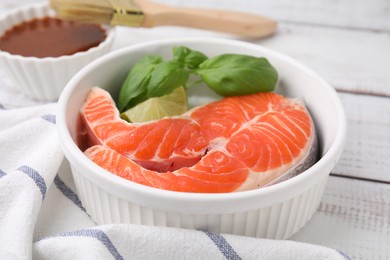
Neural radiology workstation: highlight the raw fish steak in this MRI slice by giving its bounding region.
[80,87,318,193]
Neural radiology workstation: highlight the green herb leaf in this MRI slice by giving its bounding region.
[117,48,279,114]
[173,46,208,70]
[196,54,278,96]
[117,55,163,112]
[146,61,189,97]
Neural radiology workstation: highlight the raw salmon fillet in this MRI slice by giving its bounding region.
[80,87,318,193]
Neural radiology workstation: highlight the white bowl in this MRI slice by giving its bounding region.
[57,38,346,239]
[0,2,115,101]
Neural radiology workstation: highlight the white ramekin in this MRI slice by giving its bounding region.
[57,38,347,239]
[0,2,115,101]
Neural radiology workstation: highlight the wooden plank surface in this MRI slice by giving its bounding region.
[256,23,390,96]
[161,0,390,31]
[333,93,390,182]
[292,176,390,260]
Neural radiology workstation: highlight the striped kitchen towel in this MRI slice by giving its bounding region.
[0,103,350,260]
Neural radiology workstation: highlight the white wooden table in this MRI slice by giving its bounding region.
[1,1,389,259]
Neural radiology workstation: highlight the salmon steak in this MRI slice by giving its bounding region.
[80,87,318,193]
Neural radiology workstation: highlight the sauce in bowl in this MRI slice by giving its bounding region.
[0,17,107,58]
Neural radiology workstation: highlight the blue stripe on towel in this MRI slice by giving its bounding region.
[41,229,123,260]
[202,231,242,260]
[0,169,6,178]
[54,175,86,212]
[41,114,56,124]
[17,166,46,200]
[336,249,352,260]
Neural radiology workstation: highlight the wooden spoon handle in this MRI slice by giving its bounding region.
[136,0,277,38]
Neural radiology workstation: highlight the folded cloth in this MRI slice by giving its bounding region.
[0,103,350,260]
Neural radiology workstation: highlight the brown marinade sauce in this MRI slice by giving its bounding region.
[0,17,107,58]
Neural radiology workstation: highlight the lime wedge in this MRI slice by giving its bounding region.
[120,86,188,123]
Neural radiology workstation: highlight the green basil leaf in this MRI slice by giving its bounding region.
[147,61,190,97]
[196,54,278,96]
[173,46,208,70]
[117,55,163,112]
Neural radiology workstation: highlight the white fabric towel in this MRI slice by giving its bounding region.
[0,96,350,260]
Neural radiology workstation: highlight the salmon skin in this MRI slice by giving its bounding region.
[80,87,318,193]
